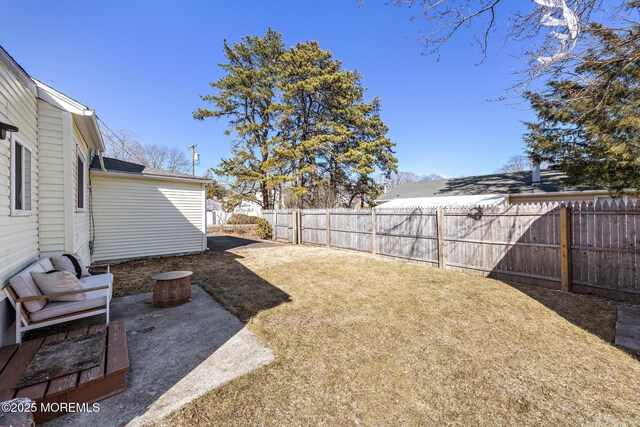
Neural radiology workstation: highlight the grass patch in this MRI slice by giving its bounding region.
[111,243,639,426]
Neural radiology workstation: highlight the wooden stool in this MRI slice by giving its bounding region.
[151,271,193,308]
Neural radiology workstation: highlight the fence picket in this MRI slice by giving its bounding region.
[264,202,640,301]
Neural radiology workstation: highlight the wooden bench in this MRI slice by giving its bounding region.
[4,285,111,344]
[4,257,113,343]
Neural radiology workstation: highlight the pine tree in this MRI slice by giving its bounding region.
[524,7,640,193]
[194,28,285,209]
[277,41,397,208]
[196,30,397,208]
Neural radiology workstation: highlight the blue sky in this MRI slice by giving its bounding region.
[1,1,540,178]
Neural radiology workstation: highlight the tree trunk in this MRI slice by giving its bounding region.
[261,182,271,209]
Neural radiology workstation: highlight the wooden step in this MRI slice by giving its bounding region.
[0,320,129,425]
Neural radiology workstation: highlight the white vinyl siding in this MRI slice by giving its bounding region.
[72,124,91,265]
[0,60,38,291]
[91,173,205,262]
[37,99,67,256]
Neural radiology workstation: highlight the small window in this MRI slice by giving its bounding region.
[11,136,32,215]
[77,152,85,210]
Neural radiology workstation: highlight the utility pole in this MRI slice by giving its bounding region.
[188,144,198,176]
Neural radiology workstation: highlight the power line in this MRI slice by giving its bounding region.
[96,116,148,166]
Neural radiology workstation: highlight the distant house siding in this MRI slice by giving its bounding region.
[0,61,39,289]
[37,99,67,257]
[91,173,206,262]
[72,123,91,264]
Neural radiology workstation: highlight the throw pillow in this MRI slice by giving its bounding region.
[50,255,77,275]
[9,263,47,312]
[72,253,91,277]
[31,271,86,302]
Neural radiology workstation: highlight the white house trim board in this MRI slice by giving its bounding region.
[62,110,75,253]
[33,78,89,115]
[33,78,104,151]
[0,47,36,95]
[76,145,87,212]
[202,183,207,251]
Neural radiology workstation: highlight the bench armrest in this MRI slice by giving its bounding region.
[15,285,111,303]
[89,264,111,274]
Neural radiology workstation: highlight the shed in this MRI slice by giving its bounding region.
[89,157,209,262]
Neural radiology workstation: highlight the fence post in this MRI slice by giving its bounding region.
[298,210,303,244]
[326,212,331,247]
[273,210,277,241]
[290,211,296,244]
[371,208,377,255]
[560,206,572,291]
[437,208,445,269]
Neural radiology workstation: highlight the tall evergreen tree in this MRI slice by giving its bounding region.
[196,30,397,208]
[524,6,640,193]
[194,28,285,209]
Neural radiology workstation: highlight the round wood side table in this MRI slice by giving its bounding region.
[151,270,193,308]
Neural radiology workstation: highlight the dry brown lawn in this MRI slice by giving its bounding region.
[111,241,640,426]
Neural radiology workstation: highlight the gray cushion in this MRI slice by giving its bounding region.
[38,257,54,272]
[50,255,76,275]
[30,286,110,322]
[31,271,85,302]
[50,254,90,278]
[73,253,91,277]
[9,262,46,313]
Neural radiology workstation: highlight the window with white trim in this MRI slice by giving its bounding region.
[11,136,32,215]
[77,151,86,210]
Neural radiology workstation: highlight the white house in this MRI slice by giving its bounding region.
[206,198,263,225]
[0,46,208,344]
[377,167,625,208]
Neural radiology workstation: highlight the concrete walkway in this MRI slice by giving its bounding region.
[616,305,640,354]
[47,286,274,426]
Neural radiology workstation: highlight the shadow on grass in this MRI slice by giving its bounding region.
[104,237,290,324]
[454,205,621,344]
[207,235,278,252]
[508,282,618,343]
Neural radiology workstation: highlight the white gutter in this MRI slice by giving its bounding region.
[509,190,611,199]
[91,169,210,184]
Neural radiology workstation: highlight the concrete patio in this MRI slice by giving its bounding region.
[47,285,274,426]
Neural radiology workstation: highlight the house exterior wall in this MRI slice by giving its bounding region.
[0,57,39,344]
[0,61,39,289]
[37,99,68,257]
[90,173,206,262]
[72,122,91,265]
[37,102,93,265]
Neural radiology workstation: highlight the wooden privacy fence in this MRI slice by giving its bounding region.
[264,202,640,302]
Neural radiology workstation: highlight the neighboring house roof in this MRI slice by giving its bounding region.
[90,156,210,184]
[378,169,602,202]
[377,194,508,209]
